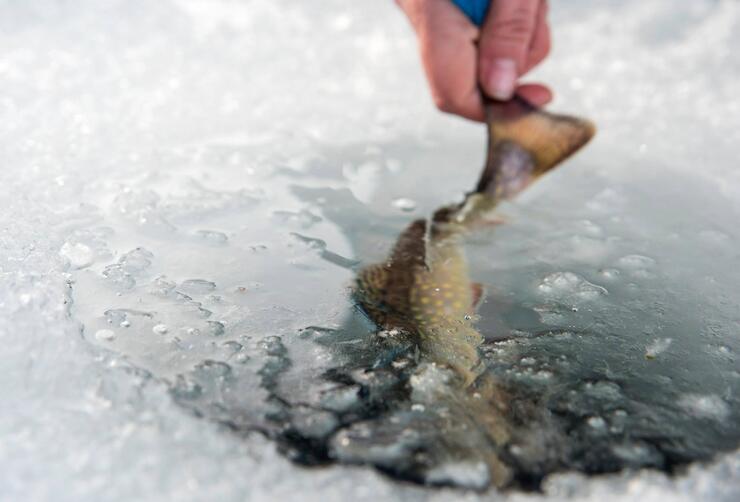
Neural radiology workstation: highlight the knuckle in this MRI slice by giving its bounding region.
[488,7,537,44]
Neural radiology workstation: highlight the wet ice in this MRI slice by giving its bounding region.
[2,0,740,500]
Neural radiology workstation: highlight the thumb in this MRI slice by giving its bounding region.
[478,0,540,100]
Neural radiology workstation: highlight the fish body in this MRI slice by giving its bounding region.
[346,97,594,487]
[355,96,595,389]
[356,217,484,383]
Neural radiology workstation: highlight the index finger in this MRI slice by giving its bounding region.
[402,0,486,121]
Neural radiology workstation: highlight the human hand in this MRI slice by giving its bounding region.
[396,0,552,121]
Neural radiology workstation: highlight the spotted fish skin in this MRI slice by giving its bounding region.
[356,217,485,384]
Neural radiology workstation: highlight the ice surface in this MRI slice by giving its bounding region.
[2,0,740,500]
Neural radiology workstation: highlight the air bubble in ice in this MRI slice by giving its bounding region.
[195,307,212,319]
[392,197,417,212]
[576,219,604,238]
[585,187,624,213]
[520,357,536,366]
[272,209,322,228]
[196,230,228,245]
[386,158,402,172]
[426,461,490,490]
[153,276,175,289]
[587,416,607,430]
[611,442,659,464]
[180,279,217,293]
[101,264,136,290]
[104,308,152,325]
[221,341,243,354]
[617,254,656,269]
[60,241,95,270]
[598,268,620,280]
[533,304,569,325]
[707,344,734,361]
[94,329,116,341]
[534,370,553,381]
[290,405,339,439]
[204,321,225,337]
[174,291,194,303]
[152,324,169,335]
[698,230,730,244]
[171,375,203,400]
[193,360,232,379]
[538,272,608,301]
[410,364,454,402]
[320,385,361,413]
[259,336,287,357]
[119,247,153,273]
[678,394,730,422]
[583,381,623,402]
[330,421,422,468]
[645,338,673,359]
[150,276,176,296]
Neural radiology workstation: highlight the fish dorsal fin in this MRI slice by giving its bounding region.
[477,96,595,198]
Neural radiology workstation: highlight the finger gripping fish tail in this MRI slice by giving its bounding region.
[476,96,596,199]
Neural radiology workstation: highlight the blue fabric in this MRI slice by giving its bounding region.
[451,0,491,26]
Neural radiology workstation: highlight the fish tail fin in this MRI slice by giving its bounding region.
[476,95,595,198]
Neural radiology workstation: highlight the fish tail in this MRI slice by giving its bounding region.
[476,95,595,199]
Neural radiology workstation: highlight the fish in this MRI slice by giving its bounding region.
[345,96,595,488]
[355,96,595,387]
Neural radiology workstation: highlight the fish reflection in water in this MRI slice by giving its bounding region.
[264,97,597,490]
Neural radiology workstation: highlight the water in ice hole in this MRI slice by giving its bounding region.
[68,131,740,490]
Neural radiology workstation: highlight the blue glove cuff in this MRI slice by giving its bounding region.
[451,0,491,26]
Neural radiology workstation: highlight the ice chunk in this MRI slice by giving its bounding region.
[195,230,228,245]
[645,338,673,359]
[204,321,225,337]
[94,329,116,341]
[60,242,95,270]
[152,324,169,335]
[118,248,154,274]
[425,461,490,490]
[179,279,217,293]
[101,264,136,290]
[538,272,608,302]
[617,255,656,269]
[678,394,730,422]
[391,197,417,212]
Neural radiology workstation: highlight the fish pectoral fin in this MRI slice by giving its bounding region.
[354,263,392,323]
[477,95,596,199]
[471,282,486,311]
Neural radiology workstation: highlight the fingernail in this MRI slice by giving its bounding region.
[485,59,517,100]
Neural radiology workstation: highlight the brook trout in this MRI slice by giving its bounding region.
[348,96,595,487]
[355,96,595,386]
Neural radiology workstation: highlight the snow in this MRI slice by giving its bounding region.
[1,0,739,500]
